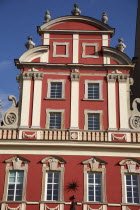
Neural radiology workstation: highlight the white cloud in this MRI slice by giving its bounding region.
[0,60,13,71]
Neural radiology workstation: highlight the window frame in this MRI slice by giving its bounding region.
[47,79,66,99]
[53,42,69,57]
[41,156,66,202]
[7,171,24,201]
[45,171,60,201]
[84,80,103,101]
[87,172,102,202]
[83,157,106,203]
[84,110,103,130]
[120,158,140,204]
[124,173,140,204]
[3,156,29,202]
[46,109,64,129]
[82,43,99,58]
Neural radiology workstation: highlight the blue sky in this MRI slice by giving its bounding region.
[0,0,138,113]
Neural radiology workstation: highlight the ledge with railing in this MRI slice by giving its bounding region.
[0,128,140,143]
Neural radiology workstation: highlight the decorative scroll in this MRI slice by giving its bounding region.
[45,205,59,210]
[5,204,21,210]
[22,131,37,139]
[112,133,126,142]
[87,206,102,210]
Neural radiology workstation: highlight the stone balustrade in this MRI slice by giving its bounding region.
[0,128,140,143]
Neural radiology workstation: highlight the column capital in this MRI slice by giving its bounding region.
[118,74,128,82]
[22,72,33,80]
[70,69,80,81]
[34,72,44,80]
[107,74,117,82]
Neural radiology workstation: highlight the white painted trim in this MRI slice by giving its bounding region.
[102,35,109,46]
[73,34,79,63]
[47,79,66,99]
[19,46,49,62]
[108,81,117,129]
[119,81,129,129]
[84,80,103,100]
[53,42,69,57]
[20,79,31,127]
[44,33,50,45]
[84,110,103,130]
[31,79,42,127]
[82,43,99,58]
[70,80,79,129]
[46,109,65,129]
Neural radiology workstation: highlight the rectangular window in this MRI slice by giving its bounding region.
[87,172,102,202]
[88,83,99,99]
[7,171,24,201]
[88,113,100,130]
[49,113,61,129]
[46,172,60,201]
[50,82,62,98]
[125,174,140,203]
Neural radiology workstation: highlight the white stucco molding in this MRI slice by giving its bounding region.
[19,45,49,63]
[38,15,115,36]
[102,46,133,65]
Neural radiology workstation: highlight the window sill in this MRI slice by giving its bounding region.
[44,98,66,101]
[82,98,104,101]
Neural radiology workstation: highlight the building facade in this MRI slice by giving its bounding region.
[0,4,140,210]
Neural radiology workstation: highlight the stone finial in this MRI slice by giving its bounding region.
[71,4,81,16]
[102,12,108,24]
[44,10,51,22]
[116,38,126,52]
[25,36,35,50]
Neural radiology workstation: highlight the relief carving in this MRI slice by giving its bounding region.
[129,98,140,130]
[2,95,18,127]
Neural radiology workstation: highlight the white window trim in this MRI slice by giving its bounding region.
[45,171,60,201]
[121,166,140,204]
[46,109,65,129]
[47,79,66,99]
[3,156,29,202]
[53,42,69,57]
[84,80,103,100]
[84,110,103,130]
[82,43,99,58]
[41,156,65,202]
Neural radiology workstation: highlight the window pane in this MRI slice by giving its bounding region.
[46,172,60,201]
[88,113,100,130]
[88,173,102,202]
[49,113,61,129]
[88,83,99,99]
[125,174,140,203]
[50,82,62,98]
[7,171,24,201]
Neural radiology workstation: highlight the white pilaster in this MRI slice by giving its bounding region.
[107,75,117,129]
[118,75,129,129]
[42,33,50,62]
[73,34,79,63]
[31,73,43,128]
[70,70,80,129]
[20,73,32,127]
[102,35,110,64]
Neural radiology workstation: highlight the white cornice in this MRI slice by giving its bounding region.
[38,15,115,36]
[19,45,49,62]
[102,46,133,65]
